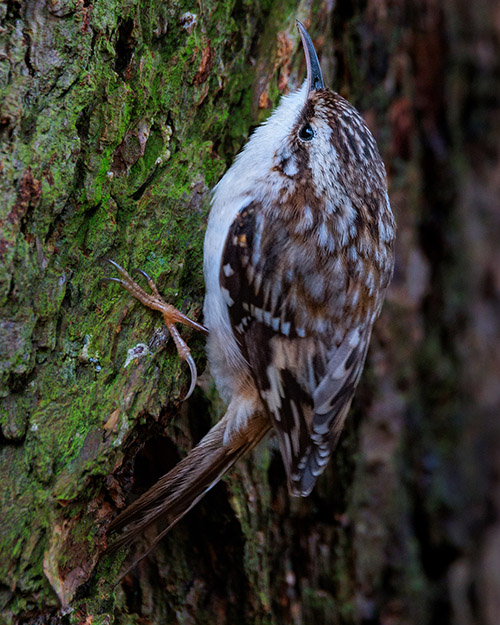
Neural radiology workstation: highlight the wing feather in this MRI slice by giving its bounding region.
[221,200,373,495]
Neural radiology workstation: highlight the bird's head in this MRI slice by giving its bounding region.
[228,22,387,217]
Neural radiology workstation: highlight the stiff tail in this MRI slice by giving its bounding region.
[106,411,270,567]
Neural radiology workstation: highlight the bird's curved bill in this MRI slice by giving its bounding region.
[296,20,325,93]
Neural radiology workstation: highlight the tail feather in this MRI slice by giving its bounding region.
[107,411,270,560]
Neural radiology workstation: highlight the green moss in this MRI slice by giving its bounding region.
[0,0,322,621]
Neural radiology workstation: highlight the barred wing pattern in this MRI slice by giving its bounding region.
[220,201,372,496]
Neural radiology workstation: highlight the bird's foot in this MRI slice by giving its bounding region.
[104,259,208,400]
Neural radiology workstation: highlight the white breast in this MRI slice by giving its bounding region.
[203,84,308,401]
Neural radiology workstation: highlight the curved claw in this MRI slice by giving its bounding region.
[104,258,202,402]
[106,258,125,272]
[133,268,152,283]
[102,276,126,286]
[182,354,198,401]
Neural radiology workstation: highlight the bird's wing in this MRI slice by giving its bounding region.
[220,200,372,495]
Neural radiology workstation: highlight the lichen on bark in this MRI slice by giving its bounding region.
[0,0,322,621]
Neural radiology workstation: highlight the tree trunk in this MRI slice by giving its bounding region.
[1,0,499,623]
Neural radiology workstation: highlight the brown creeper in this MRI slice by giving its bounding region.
[107,21,395,555]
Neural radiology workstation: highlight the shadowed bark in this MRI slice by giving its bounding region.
[1,0,499,623]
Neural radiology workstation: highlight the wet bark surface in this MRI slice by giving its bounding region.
[1,0,499,623]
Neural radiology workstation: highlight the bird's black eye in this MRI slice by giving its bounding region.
[298,123,314,141]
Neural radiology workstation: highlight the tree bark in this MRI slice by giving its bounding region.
[1,0,499,623]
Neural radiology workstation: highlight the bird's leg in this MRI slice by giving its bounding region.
[104,259,208,400]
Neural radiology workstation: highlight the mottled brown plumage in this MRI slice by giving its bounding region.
[215,84,394,495]
[106,21,395,563]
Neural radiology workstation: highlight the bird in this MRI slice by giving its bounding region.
[105,20,396,560]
